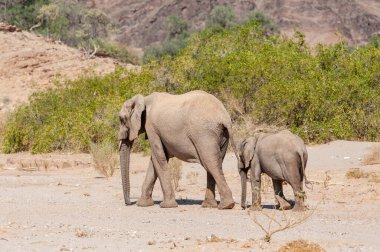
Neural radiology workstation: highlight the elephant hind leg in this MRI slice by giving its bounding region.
[195,139,234,209]
[201,135,229,208]
[202,172,218,208]
[273,179,291,210]
[289,180,306,211]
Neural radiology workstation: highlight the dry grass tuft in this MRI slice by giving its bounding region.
[346,168,379,183]
[90,141,118,177]
[168,157,183,191]
[261,173,273,193]
[278,239,326,252]
[249,208,315,242]
[75,228,90,238]
[186,171,199,185]
[362,145,380,165]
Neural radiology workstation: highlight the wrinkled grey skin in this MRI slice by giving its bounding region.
[118,90,239,209]
[238,130,309,211]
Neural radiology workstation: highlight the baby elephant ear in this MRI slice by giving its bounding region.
[242,137,257,168]
[129,95,145,141]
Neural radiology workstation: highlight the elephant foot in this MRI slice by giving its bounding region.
[136,198,154,207]
[249,204,262,211]
[218,198,235,210]
[201,199,218,208]
[275,195,292,210]
[160,198,178,208]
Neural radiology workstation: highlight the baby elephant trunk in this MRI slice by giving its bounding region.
[240,169,248,209]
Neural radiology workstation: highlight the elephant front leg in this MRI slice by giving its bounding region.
[202,172,218,208]
[273,180,291,210]
[136,160,157,207]
[250,160,262,211]
[149,134,178,208]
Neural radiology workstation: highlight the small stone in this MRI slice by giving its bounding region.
[147,240,156,245]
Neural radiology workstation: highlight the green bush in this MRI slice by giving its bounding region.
[1,67,158,153]
[2,22,379,153]
[206,5,236,29]
[153,23,380,142]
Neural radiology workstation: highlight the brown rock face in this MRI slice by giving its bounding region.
[85,0,256,48]
[254,0,380,45]
[85,0,380,47]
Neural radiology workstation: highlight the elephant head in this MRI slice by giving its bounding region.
[118,94,145,205]
[238,135,259,209]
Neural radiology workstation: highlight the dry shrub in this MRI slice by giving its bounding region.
[75,228,90,238]
[261,173,273,193]
[278,239,326,252]
[186,171,199,185]
[90,141,118,177]
[249,208,315,242]
[362,145,380,165]
[168,157,182,191]
[346,168,379,182]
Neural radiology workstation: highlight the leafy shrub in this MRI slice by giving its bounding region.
[94,39,140,64]
[206,5,236,29]
[2,22,379,153]
[1,67,159,153]
[0,0,49,29]
[154,22,380,143]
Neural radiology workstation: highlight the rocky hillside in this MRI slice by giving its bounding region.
[86,0,380,47]
[0,23,133,115]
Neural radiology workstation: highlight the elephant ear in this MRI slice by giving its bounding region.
[242,136,258,168]
[128,94,145,141]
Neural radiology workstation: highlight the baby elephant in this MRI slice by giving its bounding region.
[238,130,309,211]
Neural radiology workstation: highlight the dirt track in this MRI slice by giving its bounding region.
[0,140,379,251]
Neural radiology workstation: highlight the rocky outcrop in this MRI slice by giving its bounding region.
[85,0,256,48]
[254,0,380,45]
[0,24,133,115]
[85,0,380,47]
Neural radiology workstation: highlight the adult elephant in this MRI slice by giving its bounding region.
[118,90,239,209]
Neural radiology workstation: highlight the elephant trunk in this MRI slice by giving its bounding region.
[240,169,248,209]
[119,139,132,205]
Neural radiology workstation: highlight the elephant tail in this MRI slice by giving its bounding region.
[225,124,240,163]
[299,150,312,190]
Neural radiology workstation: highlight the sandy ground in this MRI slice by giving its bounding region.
[0,140,379,251]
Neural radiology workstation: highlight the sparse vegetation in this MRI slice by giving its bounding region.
[0,0,137,64]
[186,171,199,185]
[249,209,315,242]
[168,157,183,191]
[261,174,273,193]
[346,168,379,182]
[89,141,118,177]
[143,15,190,63]
[362,145,380,165]
[75,228,90,238]
[278,239,326,252]
[206,5,236,29]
